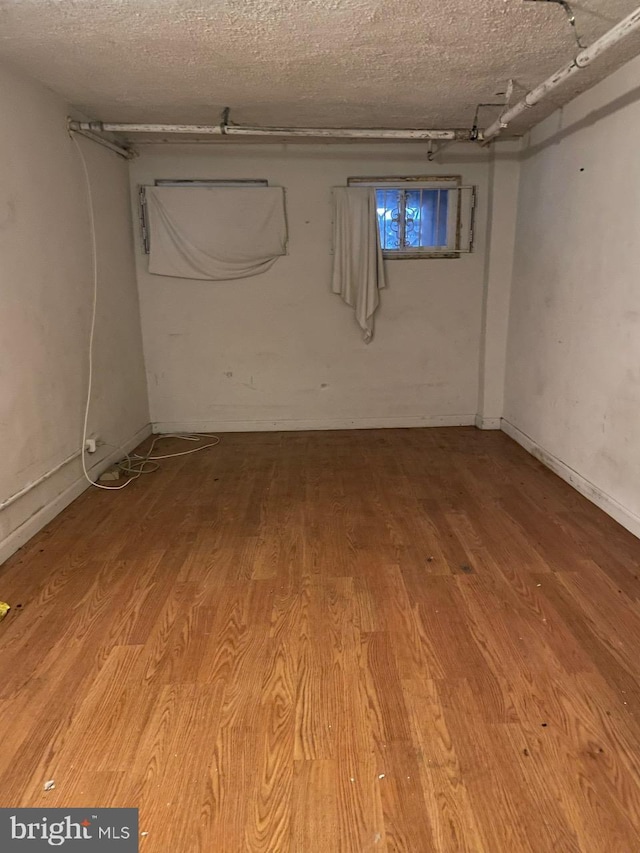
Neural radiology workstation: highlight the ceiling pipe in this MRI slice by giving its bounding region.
[93,123,224,135]
[67,119,480,142]
[484,5,640,142]
[223,126,475,141]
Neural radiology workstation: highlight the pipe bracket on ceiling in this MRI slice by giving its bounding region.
[523,0,586,49]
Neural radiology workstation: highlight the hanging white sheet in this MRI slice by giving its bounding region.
[146,185,287,281]
[331,187,386,342]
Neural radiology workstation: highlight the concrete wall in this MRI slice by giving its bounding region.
[131,143,498,432]
[0,61,149,563]
[504,53,640,538]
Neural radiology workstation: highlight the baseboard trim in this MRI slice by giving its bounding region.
[475,415,502,430]
[0,423,152,567]
[501,418,640,540]
[152,414,477,434]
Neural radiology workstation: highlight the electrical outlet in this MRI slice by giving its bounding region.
[85,436,99,454]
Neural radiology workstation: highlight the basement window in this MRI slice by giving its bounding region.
[348,176,476,258]
[138,179,269,254]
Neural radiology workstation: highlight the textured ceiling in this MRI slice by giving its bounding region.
[1,0,640,137]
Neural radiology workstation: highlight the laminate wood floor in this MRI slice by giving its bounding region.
[1,427,640,852]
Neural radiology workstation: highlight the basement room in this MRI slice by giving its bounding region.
[1,1,640,850]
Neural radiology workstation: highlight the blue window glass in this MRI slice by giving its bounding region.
[375,188,403,251]
[375,188,449,251]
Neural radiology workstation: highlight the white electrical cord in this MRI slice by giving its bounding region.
[71,134,220,490]
[100,433,220,482]
[133,433,220,461]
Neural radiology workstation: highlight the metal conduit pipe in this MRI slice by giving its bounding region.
[67,120,480,142]
[0,450,81,512]
[484,5,640,142]
[223,126,475,140]
[98,123,224,135]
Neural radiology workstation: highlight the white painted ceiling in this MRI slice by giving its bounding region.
[1,0,639,136]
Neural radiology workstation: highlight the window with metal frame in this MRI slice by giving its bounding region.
[347,176,476,258]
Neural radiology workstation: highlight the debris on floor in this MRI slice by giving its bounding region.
[99,467,121,482]
[0,602,10,621]
[44,780,55,791]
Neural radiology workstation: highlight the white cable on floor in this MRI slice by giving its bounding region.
[135,433,220,461]
[71,134,220,491]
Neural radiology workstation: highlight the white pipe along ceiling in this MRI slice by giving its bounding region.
[484,4,640,141]
[67,121,480,142]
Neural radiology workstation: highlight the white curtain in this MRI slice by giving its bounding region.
[146,186,287,281]
[331,187,386,342]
